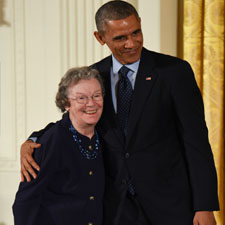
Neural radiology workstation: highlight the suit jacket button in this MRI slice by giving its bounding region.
[89,196,95,200]
[125,152,130,158]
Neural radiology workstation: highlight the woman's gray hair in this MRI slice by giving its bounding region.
[55,66,104,112]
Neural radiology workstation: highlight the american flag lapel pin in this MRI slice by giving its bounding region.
[146,76,152,81]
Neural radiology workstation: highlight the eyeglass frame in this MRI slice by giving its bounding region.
[68,92,104,104]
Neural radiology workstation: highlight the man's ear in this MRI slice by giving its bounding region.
[94,31,105,45]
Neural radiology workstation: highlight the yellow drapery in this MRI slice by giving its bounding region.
[178,0,224,224]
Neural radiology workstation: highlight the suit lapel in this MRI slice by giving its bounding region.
[125,49,158,148]
[95,57,125,146]
[95,49,159,149]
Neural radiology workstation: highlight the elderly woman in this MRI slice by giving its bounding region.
[13,67,105,225]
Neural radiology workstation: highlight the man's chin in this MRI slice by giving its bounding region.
[122,52,142,64]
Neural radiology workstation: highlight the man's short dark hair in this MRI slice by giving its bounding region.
[95,0,140,34]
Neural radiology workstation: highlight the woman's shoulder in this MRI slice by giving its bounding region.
[33,115,71,164]
[37,113,70,144]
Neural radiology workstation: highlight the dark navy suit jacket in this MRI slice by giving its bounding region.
[94,48,219,225]
[13,113,105,225]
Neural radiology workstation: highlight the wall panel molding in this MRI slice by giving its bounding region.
[0,0,26,171]
[60,0,110,74]
[14,0,26,167]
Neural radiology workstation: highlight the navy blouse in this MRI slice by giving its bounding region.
[13,113,105,225]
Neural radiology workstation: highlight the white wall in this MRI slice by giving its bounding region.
[0,0,177,224]
[139,0,178,56]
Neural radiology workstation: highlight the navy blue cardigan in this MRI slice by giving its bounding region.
[13,113,105,225]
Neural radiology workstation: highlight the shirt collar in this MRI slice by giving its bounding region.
[112,54,140,76]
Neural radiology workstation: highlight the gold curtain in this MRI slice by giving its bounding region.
[178,0,224,224]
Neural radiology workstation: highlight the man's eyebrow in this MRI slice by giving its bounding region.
[112,29,141,41]
[112,35,125,41]
[133,29,141,34]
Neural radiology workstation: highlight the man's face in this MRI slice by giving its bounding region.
[94,14,143,65]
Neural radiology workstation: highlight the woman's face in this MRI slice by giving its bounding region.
[66,78,103,131]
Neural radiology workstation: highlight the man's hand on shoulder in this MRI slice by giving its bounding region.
[20,140,41,182]
[193,211,216,225]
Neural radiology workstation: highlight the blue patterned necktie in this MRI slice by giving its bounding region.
[117,66,133,136]
[117,66,136,196]
[127,179,136,196]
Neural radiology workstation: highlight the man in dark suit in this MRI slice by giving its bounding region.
[20,1,219,225]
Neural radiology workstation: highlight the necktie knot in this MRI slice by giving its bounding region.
[119,66,130,78]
